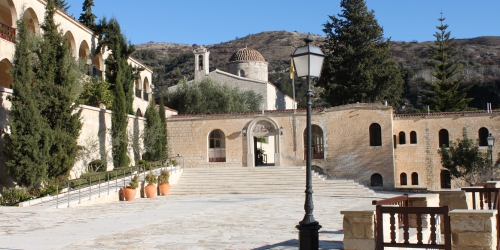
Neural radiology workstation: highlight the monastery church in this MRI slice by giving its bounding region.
[0,0,498,192]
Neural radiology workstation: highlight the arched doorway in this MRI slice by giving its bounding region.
[22,8,40,34]
[0,58,13,88]
[371,173,383,187]
[246,118,281,167]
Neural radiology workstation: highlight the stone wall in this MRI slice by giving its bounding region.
[227,60,268,82]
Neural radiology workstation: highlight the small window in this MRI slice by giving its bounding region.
[208,129,226,162]
[369,123,382,146]
[371,173,383,187]
[399,131,406,144]
[411,172,419,185]
[478,127,489,146]
[239,69,245,77]
[439,129,449,148]
[410,131,417,144]
[400,173,407,186]
[198,55,203,70]
[440,170,451,189]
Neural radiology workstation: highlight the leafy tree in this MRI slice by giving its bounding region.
[79,77,114,108]
[158,96,168,159]
[54,0,70,12]
[38,0,83,179]
[438,127,494,185]
[3,15,50,187]
[167,78,263,114]
[78,0,97,31]
[143,99,162,161]
[96,17,141,168]
[318,0,403,108]
[419,14,473,112]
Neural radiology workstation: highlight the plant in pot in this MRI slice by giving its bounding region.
[158,170,170,196]
[144,173,157,198]
[123,175,139,201]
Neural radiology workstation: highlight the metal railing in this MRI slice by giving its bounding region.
[0,21,16,43]
[53,156,184,208]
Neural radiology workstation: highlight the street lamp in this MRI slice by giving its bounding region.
[487,133,495,180]
[292,36,325,249]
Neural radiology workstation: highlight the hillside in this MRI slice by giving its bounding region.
[132,31,500,111]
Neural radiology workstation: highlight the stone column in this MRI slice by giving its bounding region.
[341,206,376,250]
[449,209,497,250]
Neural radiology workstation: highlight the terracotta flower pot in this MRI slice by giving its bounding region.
[123,187,136,201]
[159,183,171,196]
[145,184,157,198]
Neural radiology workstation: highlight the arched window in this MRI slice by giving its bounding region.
[209,129,226,162]
[198,55,203,70]
[135,79,142,98]
[136,108,142,117]
[371,174,383,187]
[399,131,406,144]
[410,131,417,144]
[369,123,382,146]
[440,170,451,189]
[0,59,13,89]
[439,129,449,148]
[411,172,419,185]
[478,127,489,146]
[143,77,150,101]
[239,69,245,77]
[400,173,407,186]
[303,125,324,159]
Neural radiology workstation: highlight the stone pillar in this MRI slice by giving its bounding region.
[438,190,470,210]
[341,206,376,250]
[449,209,497,250]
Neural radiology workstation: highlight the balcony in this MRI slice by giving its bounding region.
[0,21,16,43]
[135,88,142,98]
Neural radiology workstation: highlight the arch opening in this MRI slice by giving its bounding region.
[400,172,407,186]
[208,129,226,162]
[439,129,449,148]
[0,0,17,42]
[411,172,419,185]
[410,131,417,144]
[369,123,382,146]
[371,173,383,187]
[478,127,489,147]
[22,8,40,34]
[303,124,324,159]
[399,131,406,145]
[0,58,13,88]
[143,77,150,101]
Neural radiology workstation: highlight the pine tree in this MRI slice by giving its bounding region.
[158,96,168,159]
[3,16,50,187]
[78,0,97,31]
[38,0,83,179]
[419,14,472,112]
[54,0,70,12]
[143,99,161,161]
[318,0,403,108]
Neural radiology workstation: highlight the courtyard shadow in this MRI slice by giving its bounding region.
[252,239,343,250]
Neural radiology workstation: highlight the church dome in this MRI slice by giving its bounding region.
[229,48,266,62]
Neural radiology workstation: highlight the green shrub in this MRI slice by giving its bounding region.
[145,173,157,185]
[88,159,107,172]
[171,160,178,166]
[129,175,139,189]
[135,159,147,166]
[38,178,62,197]
[158,170,170,184]
[0,187,33,206]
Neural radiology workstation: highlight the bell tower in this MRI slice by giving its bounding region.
[194,46,210,80]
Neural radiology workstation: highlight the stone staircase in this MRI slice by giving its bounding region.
[170,166,375,196]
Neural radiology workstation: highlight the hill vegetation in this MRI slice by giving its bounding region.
[132,31,500,112]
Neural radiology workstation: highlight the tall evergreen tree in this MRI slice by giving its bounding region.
[38,0,83,179]
[54,0,70,12]
[419,14,472,112]
[78,0,97,31]
[318,0,403,108]
[158,96,168,159]
[96,18,141,167]
[143,99,162,161]
[3,16,50,187]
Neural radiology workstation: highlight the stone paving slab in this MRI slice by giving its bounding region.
[0,192,396,249]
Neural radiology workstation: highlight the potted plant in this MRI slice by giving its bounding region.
[123,175,139,201]
[144,173,157,198]
[158,170,170,196]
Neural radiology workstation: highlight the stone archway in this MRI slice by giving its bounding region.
[246,118,281,167]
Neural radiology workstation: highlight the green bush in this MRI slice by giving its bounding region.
[171,160,178,166]
[0,187,33,206]
[158,170,170,184]
[135,159,147,166]
[129,175,139,189]
[145,173,157,185]
[88,159,107,172]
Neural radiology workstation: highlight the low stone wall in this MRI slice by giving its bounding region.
[450,209,497,250]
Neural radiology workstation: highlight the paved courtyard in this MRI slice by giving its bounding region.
[0,192,394,249]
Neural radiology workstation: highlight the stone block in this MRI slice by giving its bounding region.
[343,238,375,250]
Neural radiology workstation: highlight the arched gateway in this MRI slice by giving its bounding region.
[245,118,281,167]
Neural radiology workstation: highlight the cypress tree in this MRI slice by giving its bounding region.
[319,0,403,108]
[54,0,70,12]
[419,14,472,112]
[38,0,83,179]
[3,16,50,187]
[143,99,161,161]
[78,0,97,31]
[158,96,168,159]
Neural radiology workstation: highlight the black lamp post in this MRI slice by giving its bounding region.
[487,133,495,180]
[292,36,325,249]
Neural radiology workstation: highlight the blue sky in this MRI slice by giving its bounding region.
[65,0,500,45]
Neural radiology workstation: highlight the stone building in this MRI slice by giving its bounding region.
[167,103,500,191]
[171,46,296,110]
